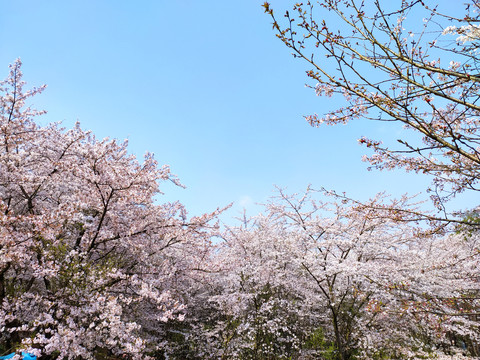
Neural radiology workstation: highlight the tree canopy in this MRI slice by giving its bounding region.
[2,0,480,359]
[264,0,480,227]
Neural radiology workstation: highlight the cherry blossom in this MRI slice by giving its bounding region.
[0,59,220,359]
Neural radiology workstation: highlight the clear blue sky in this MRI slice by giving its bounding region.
[0,1,472,223]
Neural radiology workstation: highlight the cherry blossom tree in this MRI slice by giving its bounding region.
[203,189,480,359]
[0,60,220,359]
[263,0,480,226]
[258,3,480,355]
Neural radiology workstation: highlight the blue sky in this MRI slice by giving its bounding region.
[0,1,472,223]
